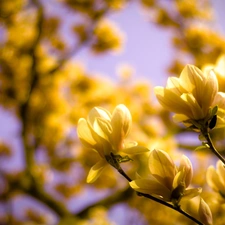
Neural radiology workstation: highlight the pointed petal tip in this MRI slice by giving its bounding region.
[86,160,107,183]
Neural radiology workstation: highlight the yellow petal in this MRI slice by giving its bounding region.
[172,170,185,190]
[215,54,225,77]
[180,93,203,119]
[166,77,182,95]
[86,159,108,183]
[122,145,149,155]
[201,70,218,112]
[182,188,202,200]
[129,177,171,201]
[173,114,189,123]
[179,64,203,94]
[215,113,225,128]
[214,96,225,127]
[88,107,111,127]
[94,117,112,141]
[217,160,225,181]
[149,149,176,189]
[179,155,193,188]
[111,104,132,150]
[154,87,191,115]
[216,161,225,194]
[206,165,224,192]
[124,141,138,148]
[77,118,96,148]
[87,121,112,157]
[198,198,213,225]
[213,92,225,109]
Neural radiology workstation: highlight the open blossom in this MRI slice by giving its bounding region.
[154,64,225,127]
[130,149,201,204]
[77,104,149,183]
[206,160,225,201]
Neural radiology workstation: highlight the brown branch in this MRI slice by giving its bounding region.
[1,170,70,218]
[20,0,44,122]
[24,180,70,217]
[15,1,120,220]
[15,0,71,219]
[201,127,225,164]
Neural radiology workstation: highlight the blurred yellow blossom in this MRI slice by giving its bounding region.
[206,160,225,202]
[130,149,201,205]
[214,55,225,78]
[116,63,134,80]
[77,104,149,183]
[105,0,127,10]
[175,0,212,19]
[203,54,225,91]
[154,64,225,128]
[92,19,124,53]
[0,142,12,157]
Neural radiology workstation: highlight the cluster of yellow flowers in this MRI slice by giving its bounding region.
[92,19,124,54]
[154,64,225,129]
[130,149,200,204]
[77,59,225,224]
[77,104,149,183]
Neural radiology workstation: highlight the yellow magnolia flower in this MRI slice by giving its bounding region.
[184,197,213,225]
[206,160,225,201]
[154,64,225,128]
[130,149,201,204]
[198,198,213,225]
[77,104,149,183]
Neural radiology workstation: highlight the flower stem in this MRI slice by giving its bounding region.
[139,193,203,225]
[109,153,203,225]
[201,127,225,165]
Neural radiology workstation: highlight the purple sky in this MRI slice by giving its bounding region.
[75,1,225,86]
[77,2,173,86]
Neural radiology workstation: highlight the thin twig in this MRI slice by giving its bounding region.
[16,0,70,218]
[202,130,225,165]
[139,192,203,225]
[200,123,225,165]
[109,154,203,225]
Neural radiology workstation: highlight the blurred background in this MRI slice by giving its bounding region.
[1,0,225,224]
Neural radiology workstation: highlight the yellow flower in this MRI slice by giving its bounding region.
[130,149,201,204]
[184,197,213,225]
[92,19,124,54]
[77,104,149,183]
[206,160,225,201]
[198,198,213,225]
[154,64,225,127]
